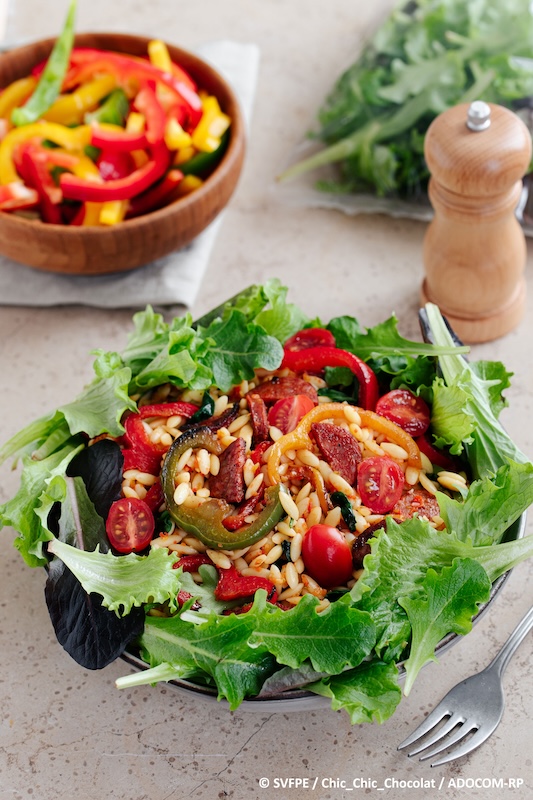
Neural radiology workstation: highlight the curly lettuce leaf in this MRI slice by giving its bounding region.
[399,559,491,695]
[308,660,401,724]
[247,593,376,672]
[47,538,181,615]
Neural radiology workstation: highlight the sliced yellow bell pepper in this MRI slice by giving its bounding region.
[164,117,192,150]
[174,174,203,196]
[191,95,230,153]
[99,199,128,225]
[82,202,104,226]
[43,75,117,125]
[174,145,196,165]
[0,76,38,119]
[0,123,93,184]
[148,40,173,73]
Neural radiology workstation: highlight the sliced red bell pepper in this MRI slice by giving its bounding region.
[282,345,379,411]
[60,141,170,202]
[0,181,39,210]
[127,169,183,217]
[63,51,202,127]
[138,401,199,419]
[134,83,166,145]
[96,149,136,181]
[20,148,63,224]
[90,126,148,152]
[214,565,278,603]
[122,446,161,475]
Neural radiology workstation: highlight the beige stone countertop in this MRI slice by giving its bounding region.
[0,1,532,799]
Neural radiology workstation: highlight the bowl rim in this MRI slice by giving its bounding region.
[0,31,246,234]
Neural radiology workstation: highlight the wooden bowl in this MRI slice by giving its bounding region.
[0,33,246,275]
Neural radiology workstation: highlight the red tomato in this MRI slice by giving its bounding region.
[357,456,404,514]
[301,525,353,589]
[105,497,155,553]
[375,389,430,436]
[97,150,135,181]
[267,394,315,434]
[284,327,336,351]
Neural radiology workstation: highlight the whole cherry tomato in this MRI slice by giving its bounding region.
[301,524,353,589]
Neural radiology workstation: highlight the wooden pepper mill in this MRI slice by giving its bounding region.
[421,101,532,343]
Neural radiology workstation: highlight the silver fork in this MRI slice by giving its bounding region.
[398,604,533,767]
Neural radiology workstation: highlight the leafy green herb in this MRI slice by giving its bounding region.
[330,491,357,532]
[279,0,533,198]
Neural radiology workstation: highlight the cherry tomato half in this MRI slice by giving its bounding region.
[357,456,404,514]
[267,394,315,434]
[105,497,155,553]
[375,389,430,436]
[284,327,336,352]
[301,524,353,589]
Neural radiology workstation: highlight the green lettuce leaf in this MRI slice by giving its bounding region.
[252,278,309,342]
[248,593,376,672]
[46,538,181,615]
[399,559,491,695]
[309,660,401,724]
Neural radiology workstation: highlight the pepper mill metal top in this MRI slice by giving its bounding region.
[421,101,532,343]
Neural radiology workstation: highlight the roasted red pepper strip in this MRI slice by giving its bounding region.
[143,480,165,512]
[60,141,170,202]
[138,401,198,419]
[174,554,214,572]
[214,565,278,602]
[282,345,379,411]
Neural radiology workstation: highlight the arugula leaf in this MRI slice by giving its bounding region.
[399,559,491,695]
[328,313,468,361]
[308,660,401,724]
[248,593,376,672]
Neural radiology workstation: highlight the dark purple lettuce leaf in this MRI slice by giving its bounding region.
[66,438,124,521]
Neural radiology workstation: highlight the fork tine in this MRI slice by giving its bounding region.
[418,721,478,762]
[397,704,451,750]
[403,712,465,757]
[428,726,491,768]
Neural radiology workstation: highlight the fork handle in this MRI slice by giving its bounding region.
[488,605,533,677]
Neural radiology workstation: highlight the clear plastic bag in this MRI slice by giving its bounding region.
[276,0,533,235]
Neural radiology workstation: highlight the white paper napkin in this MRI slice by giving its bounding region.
[0,40,259,309]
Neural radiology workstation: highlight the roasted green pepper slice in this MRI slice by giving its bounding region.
[161,427,287,549]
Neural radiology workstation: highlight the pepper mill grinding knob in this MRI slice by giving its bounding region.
[422,101,532,343]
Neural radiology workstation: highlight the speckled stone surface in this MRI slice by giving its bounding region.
[0,2,532,799]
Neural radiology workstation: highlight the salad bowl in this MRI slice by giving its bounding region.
[0,32,245,275]
[1,282,533,724]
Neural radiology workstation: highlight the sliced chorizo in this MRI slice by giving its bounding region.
[310,422,361,485]
[252,376,318,404]
[393,487,440,522]
[246,392,269,445]
[352,520,385,569]
[209,437,246,504]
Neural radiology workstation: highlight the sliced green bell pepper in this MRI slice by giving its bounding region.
[161,427,287,549]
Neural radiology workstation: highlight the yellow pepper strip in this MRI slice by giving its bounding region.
[43,75,117,125]
[148,40,173,72]
[0,122,92,184]
[52,147,102,181]
[125,111,149,168]
[164,117,192,150]
[174,145,196,165]
[0,76,38,119]
[174,174,203,196]
[267,402,421,485]
[99,200,128,226]
[82,202,104,226]
[191,95,231,152]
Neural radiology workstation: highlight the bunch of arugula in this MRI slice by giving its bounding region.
[1,281,533,723]
[280,0,533,199]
